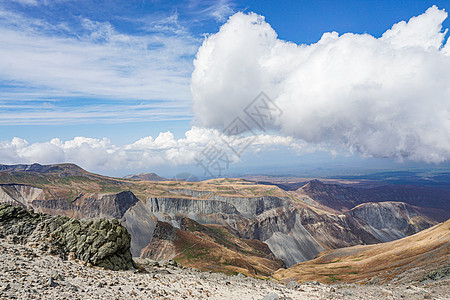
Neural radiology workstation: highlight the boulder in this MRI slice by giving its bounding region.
[0,204,134,270]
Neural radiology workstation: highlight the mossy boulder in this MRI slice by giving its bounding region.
[0,204,134,270]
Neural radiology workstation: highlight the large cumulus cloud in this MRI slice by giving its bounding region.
[191,6,450,163]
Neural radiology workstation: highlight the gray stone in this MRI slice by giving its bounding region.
[47,277,58,287]
[286,280,298,289]
[261,292,279,300]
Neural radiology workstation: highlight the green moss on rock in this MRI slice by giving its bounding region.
[0,204,134,270]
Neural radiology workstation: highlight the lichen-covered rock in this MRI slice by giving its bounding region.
[0,204,134,270]
[0,204,43,242]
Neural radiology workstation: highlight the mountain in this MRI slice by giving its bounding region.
[0,163,87,175]
[0,163,448,273]
[297,179,450,212]
[274,219,450,284]
[124,172,168,181]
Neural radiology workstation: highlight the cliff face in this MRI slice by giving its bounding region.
[131,196,331,267]
[348,201,437,241]
[30,191,139,220]
[0,184,46,209]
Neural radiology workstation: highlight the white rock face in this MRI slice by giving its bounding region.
[265,214,325,267]
[0,184,45,209]
[349,201,434,242]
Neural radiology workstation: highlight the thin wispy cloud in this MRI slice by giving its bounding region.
[0,7,197,100]
[0,100,193,125]
[196,0,235,22]
[0,1,240,125]
[0,2,204,124]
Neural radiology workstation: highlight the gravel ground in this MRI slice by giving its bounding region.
[0,239,448,300]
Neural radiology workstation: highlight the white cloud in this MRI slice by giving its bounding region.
[191,6,450,163]
[0,127,306,173]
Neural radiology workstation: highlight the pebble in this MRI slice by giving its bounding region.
[262,292,279,300]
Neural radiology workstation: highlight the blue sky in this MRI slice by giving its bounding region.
[0,0,449,177]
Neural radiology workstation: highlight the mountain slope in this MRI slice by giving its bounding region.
[274,219,450,284]
[140,218,285,277]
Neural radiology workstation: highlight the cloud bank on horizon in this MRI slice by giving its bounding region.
[0,127,304,172]
[191,6,450,163]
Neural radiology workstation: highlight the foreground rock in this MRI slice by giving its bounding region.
[0,237,449,299]
[0,204,134,270]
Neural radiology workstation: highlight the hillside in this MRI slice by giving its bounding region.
[274,219,450,284]
[140,218,285,277]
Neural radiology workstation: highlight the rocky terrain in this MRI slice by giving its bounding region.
[0,233,449,299]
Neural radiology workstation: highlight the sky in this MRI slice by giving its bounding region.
[0,0,449,178]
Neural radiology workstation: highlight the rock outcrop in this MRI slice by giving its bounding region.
[0,204,134,270]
